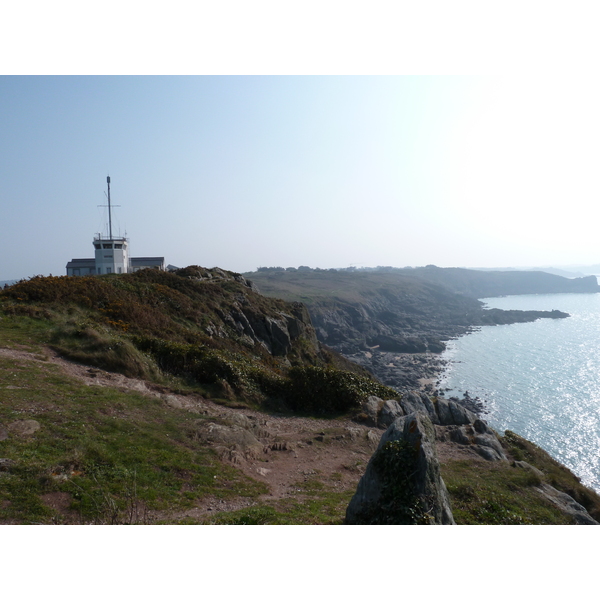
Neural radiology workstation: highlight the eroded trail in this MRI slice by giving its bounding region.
[0,345,382,521]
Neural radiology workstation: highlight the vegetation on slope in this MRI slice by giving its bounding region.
[0,352,268,524]
[0,269,391,415]
[440,429,600,525]
[0,269,396,524]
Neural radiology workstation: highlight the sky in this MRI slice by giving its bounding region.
[2,74,600,281]
[2,1,600,282]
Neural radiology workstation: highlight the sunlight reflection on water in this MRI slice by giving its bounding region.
[440,293,600,492]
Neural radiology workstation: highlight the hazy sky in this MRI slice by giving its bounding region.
[2,74,600,280]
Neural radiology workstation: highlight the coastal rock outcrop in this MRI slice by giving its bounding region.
[170,266,322,362]
[246,266,582,392]
[535,483,599,524]
[364,393,478,431]
[349,400,600,524]
[345,412,455,524]
[363,392,507,461]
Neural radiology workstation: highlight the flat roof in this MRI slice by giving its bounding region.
[66,259,95,268]
[131,257,165,264]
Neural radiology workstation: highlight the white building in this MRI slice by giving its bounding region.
[66,177,165,276]
[93,234,129,275]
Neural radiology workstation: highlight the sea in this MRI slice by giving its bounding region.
[439,291,600,493]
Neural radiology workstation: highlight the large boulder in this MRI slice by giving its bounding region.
[361,396,384,427]
[346,413,455,524]
[435,398,476,426]
[399,391,439,425]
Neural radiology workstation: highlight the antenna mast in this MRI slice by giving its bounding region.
[98,176,121,240]
[107,176,113,239]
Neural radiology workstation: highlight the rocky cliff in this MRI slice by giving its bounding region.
[245,267,571,390]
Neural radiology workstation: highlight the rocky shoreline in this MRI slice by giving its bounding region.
[344,345,487,415]
[344,348,448,392]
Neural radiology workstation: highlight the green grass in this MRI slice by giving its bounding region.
[0,310,54,351]
[442,459,577,525]
[501,430,600,521]
[203,477,355,525]
[0,355,266,524]
[441,430,600,525]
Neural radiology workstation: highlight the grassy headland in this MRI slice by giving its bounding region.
[1,267,599,524]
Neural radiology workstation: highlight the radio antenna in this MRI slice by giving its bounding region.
[98,176,120,239]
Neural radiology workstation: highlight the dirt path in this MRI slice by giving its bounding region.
[0,346,383,521]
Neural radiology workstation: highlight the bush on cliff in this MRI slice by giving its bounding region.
[282,366,396,414]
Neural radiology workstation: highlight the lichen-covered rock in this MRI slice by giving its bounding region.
[345,413,455,524]
[473,433,506,461]
[377,399,404,429]
[473,419,491,434]
[435,399,476,426]
[420,393,440,423]
[399,390,423,416]
[398,391,439,424]
[448,401,476,425]
[434,398,452,425]
[449,426,471,445]
[447,423,507,461]
[196,422,264,462]
[361,396,384,427]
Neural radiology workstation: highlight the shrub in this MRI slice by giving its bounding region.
[282,366,396,414]
[52,325,159,379]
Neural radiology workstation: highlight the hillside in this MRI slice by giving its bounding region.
[243,267,571,389]
[1,267,599,524]
[407,265,600,298]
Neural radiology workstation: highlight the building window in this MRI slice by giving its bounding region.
[118,267,122,274]
[103,244,112,249]
[104,254,113,258]
[115,244,122,249]
[94,244,101,249]
[106,267,111,274]
[73,269,80,276]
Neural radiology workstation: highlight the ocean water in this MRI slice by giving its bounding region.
[440,292,600,493]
